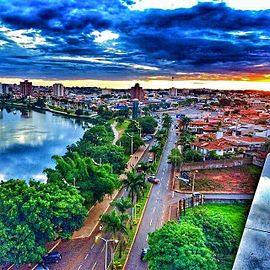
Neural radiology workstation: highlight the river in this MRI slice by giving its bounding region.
[0,108,84,182]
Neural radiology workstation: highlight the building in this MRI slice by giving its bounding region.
[2,84,10,95]
[169,87,178,97]
[132,99,140,119]
[53,83,65,97]
[130,83,144,101]
[20,80,32,97]
[0,83,3,95]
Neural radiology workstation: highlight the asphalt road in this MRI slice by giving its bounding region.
[124,117,179,270]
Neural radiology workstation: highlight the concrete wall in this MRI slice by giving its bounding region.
[182,157,252,171]
[233,154,270,270]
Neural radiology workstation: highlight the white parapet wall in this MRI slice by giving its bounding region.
[233,153,270,270]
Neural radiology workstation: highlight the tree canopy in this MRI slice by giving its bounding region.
[146,221,217,270]
[45,152,120,207]
[0,180,87,266]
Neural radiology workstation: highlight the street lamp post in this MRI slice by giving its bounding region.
[192,170,198,194]
[126,133,134,155]
[95,236,119,270]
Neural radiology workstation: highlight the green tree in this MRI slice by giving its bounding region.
[183,207,237,257]
[118,133,144,155]
[162,113,172,129]
[138,116,157,134]
[180,116,192,130]
[146,221,217,270]
[123,169,146,204]
[168,148,183,169]
[45,152,119,207]
[111,197,132,215]
[0,180,87,266]
[82,125,113,145]
[184,149,203,162]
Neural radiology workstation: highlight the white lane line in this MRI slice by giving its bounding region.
[146,235,148,241]
[78,265,82,270]
[91,261,97,270]
[150,219,153,226]
[172,191,175,198]
[91,243,95,249]
[101,244,105,252]
[153,207,156,213]
[84,254,89,260]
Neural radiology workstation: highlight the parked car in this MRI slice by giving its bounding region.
[36,264,50,270]
[43,251,62,264]
[147,176,160,184]
[192,192,201,198]
[141,248,149,260]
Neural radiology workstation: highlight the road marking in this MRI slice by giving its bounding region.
[84,254,89,260]
[91,262,97,270]
[153,207,156,213]
[172,191,175,198]
[101,244,105,252]
[157,190,160,195]
[150,219,153,226]
[91,243,95,249]
[146,235,148,241]
[78,265,82,270]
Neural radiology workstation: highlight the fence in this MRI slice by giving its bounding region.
[177,194,204,219]
[182,157,253,171]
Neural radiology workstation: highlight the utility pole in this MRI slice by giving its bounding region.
[192,170,198,194]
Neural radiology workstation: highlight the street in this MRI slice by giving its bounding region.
[124,114,182,270]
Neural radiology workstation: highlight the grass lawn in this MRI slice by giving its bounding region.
[192,203,250,270]
[200,203,250,239]
[116,120,130,138]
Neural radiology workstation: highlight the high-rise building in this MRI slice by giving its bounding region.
[132,99,140,119]
[169,87,178,97]
[53,83,65,97]
[130,83,145,101]
[2,84,10,95]
[0,83,3,95]
[20,80,32,97]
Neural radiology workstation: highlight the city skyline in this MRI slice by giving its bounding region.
[0,0,270,90]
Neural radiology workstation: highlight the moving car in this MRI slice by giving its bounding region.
[147,176,160,184]
[43,251,62,264]
[141,248,149,260]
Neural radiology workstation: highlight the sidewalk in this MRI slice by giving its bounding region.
[72,144,149,239]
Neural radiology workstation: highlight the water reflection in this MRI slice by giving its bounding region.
[0,108,84,181]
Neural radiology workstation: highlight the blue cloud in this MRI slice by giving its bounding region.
[0,1,269,80]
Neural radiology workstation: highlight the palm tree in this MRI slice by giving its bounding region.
[123,169,146,204]
[111,197,132,215]
[180,116,192,131]
[162,113,172,129]
[149,145,160,162]
[169,148,183,172]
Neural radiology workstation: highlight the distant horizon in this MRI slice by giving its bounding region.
[1,77,270,91]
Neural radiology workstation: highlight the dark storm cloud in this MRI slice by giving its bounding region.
[0,1,270,80]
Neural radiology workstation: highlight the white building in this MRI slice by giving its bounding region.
[53,83,65,97]
[0,83,3,95]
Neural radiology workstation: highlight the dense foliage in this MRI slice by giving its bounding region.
[138,116,158,134]
[146,221,218,270]
[45,152,120,207]
[0,180,87,266]
[147,206,238,270]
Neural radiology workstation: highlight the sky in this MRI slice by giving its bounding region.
[0,0,270,90]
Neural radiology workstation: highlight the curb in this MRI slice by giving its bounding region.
[122,184,154,270]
